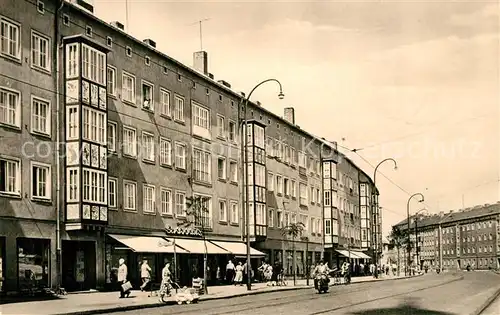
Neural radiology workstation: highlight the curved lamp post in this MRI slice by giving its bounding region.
[240,79,284,291]
[372,158,397,268]
[406,193,425,275]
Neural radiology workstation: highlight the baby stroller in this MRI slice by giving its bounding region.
[331,268,343,285]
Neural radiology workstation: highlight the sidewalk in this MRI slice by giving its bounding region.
[0,274,412,315]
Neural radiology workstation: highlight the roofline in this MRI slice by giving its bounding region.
[64,1,336,150]
[339,152,376,189]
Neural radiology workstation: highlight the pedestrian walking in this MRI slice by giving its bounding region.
[139,259,152,291]
[234,262,244,285]
[159,261,173,302]
[117,258,130,298]
[226,260,235,284]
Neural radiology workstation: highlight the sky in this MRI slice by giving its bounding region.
[91,0,500,237]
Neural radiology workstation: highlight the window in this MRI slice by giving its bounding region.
[316,188,321,204]
[160,188,172,215]
[107,122,116,152]
[31,31,50,71]
[228,121,236,142]
[67,168,79,202]
[143,185,155,213]
[122,126,137,157]
[108,178,117,208]
[160,138,172,166]
[126,46,132,57]
[175,142,186,169]
[324,190,331,206]
[193,148,211,182]
[62,14,69,26]
[106,36,112,47]
[276,175,283,194]
[123,181,136,210]
[230,201,238,224]
[194,194,212,228]
[160,88,171,117]
[142,81,153,110]
[310,187,315,203]
[229,161,237,183]
[299,183,307,205]
[82,168,106,204]
[67,107,78,139]
[85,25,92,36]
[284,178,289,196]
[174,95,184,121]
[291,180,297,198]
[310,217,315,233]
[0,87,20,127]
[217,157,226,180]
[0,17,20,59]
[31,96,50,135]
[325,219,331,235]
[277,211,283,228]
[82,107,106,144]
[141,132,155,162]
[31,162,50,199]
[268,209,274,228]
[122,72,136,104]
[268,172,274,191]
[37,0,45,13]
[219,200,227,222]
[163,66,168,74]
[192,102,210,138]
[299,151,306,168]
[107,66,116,95]
[175,191,186,216]
[217,115,225,138]
[65,43,79,78]
[145,56,150,66]
[81,44,105,85]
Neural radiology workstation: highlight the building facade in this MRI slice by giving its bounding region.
[393,203,500,272]
[0,0,377,293]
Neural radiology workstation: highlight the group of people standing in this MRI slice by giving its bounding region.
[257,261,284,286]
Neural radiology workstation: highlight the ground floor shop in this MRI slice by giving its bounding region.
[253,238,323,278]
[0,219,57,295]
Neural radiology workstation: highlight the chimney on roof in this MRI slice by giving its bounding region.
[69,0,94,13]
[208,73,214,79]
[217,80,231,88]
[256,101,261,106]
[143,39,156,48]
[239,92,246,97]
[439,211,444,217]
[110,21,124,30]
[284,107,295,125]
[193,51,208,75]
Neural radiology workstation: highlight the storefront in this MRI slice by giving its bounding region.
[17,238,51,293]
[61,240,97,292]
[0,237,5,293]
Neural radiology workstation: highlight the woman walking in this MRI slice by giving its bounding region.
[159,261,173,302]
[234,262,244,286]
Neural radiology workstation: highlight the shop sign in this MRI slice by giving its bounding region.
[165,226,203,237]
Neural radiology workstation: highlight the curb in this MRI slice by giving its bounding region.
[470,272,500,315]
[52,275,421,315]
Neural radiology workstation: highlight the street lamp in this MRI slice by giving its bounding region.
[240,79,284,291]
[372,158,398,270]
[406,193,425,276]
[301,236,310,286]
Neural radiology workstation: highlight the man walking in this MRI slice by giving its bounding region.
[140,259,152,291]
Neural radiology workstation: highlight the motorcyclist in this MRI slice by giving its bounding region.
[313,260,330,289]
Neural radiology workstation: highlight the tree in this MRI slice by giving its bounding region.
[281,222,305,286]
[183,195,210,294]
[388,226,409,276]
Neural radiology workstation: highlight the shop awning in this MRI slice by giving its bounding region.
[335,249,371,260]
[209,240,266,257]
[169,238,230,254]
[108,234,188,253]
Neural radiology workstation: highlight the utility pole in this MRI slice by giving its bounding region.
[125,0,129,32]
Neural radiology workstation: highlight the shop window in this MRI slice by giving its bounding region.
[17,238,50,291]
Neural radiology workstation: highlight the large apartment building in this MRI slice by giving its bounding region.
[392,202,500,271]
[0,0,378,293]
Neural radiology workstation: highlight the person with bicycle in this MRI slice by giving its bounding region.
[159,261,173,302]
[341,261,351,284]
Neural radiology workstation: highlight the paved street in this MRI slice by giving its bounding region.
[112,271,500,315]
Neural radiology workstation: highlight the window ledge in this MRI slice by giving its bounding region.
[192,180,212,188]
[123,154,138,160]
[107,94,117,100]
[230,181,238,186]
[161,213,174,218]
[176,167,187,173]
[218,178,227,183]
[219,221,228,225]
[216,135,226,141]
[0,192,21,199]
[142,107,154,114]
[123,100,137,107]
[0,123,22,132]
[230,222,239,227]
[31,131,52,140]
[0,54,22,65]
[31,65,52,76]
[31,197,52,204]
[108,207,118,211]
[160,114,172,120]
[174,119,185,125]
[123,208,138,213]
[142,159,156,165]
[143,211,156,216]
[160,163,173,169]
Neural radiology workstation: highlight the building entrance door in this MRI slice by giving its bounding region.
[62,240,96,291]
